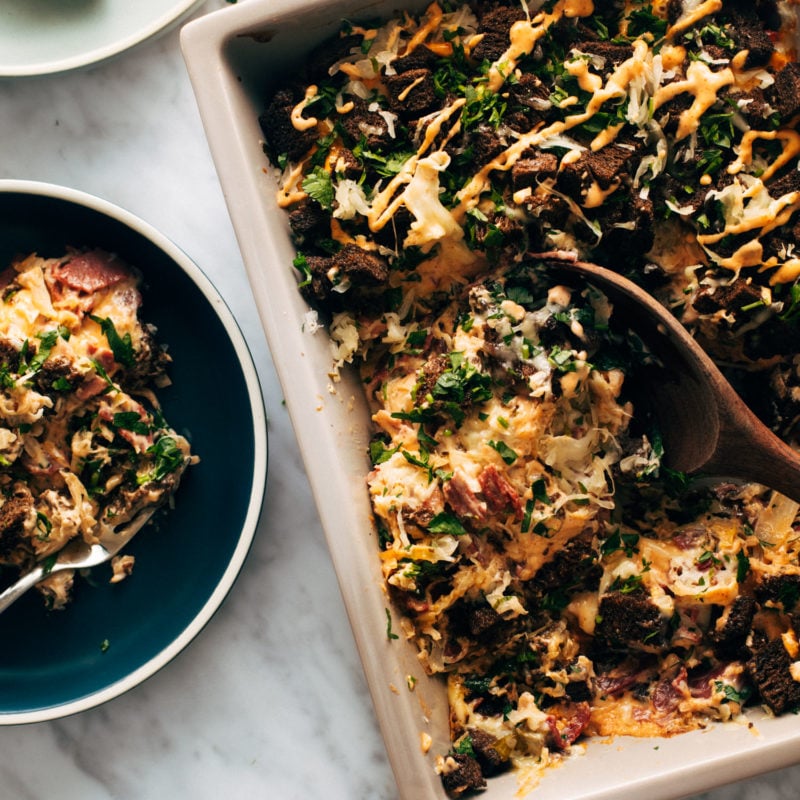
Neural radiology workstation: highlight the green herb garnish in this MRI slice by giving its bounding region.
[90,315,136,368]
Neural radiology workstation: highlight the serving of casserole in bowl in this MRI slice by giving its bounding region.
[0,180,266,723]
[181,1,800,797]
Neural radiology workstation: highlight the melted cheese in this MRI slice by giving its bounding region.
[397,73,427,102]
[401,1,443,57]
[769,257,800,285]
[728,129,800,182]
[487,2,572,92]
[666,0,723,38]
[565,58,604,95]
[583,179,621,208]
[290,85,319,132]
[277,161,308,208]
[416,98,465,156]
[698,189,800,246]
[653,61,734,141]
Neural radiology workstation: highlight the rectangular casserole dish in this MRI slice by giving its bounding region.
[180,2,800,797]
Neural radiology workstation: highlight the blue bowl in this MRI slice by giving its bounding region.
[0,180,267,722]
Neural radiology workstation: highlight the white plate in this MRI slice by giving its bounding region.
[0,0,207,77]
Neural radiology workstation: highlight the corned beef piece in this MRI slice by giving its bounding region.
[479,465,523,518]
[546,701,592,750]
[444,473,488,521]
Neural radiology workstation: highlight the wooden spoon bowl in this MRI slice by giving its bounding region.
[542,255,800,503]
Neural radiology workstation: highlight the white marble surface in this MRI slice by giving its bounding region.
[0,2,797,798]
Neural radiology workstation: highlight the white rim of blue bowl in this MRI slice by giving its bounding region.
[0,178,267,724]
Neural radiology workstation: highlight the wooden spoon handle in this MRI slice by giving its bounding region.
[708,395,800,504]
[544,256,800,503]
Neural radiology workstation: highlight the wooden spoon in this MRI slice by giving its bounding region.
[543,255,800,503]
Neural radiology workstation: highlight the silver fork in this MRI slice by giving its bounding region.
[0,507,156,614]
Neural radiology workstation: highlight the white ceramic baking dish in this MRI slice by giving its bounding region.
[180,2,800,797]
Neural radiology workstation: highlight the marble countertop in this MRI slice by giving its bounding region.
[0,2,797,798]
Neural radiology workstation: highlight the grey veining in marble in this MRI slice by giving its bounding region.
[0,1,798,798]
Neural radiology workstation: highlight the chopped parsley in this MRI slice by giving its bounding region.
[601,528,640,558]
[427,512,467,536]
[20,328,66,374]
[138,436,184,484]
[0,363,15,389]
[302,166,334,211]
[385,607,399,640]
[369,439,398,465]
[547,345,579,373]
[35,512,52,540]
[736,550,750,583]
[90,315,136,368]
[714,681,752,705]
[624,5,667,40]
[488,439,518,465]
[113,411,151,436]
